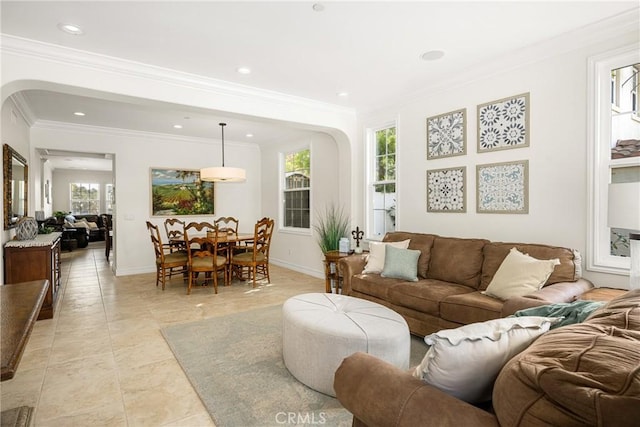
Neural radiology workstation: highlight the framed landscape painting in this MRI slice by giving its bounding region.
[150,168,215,216]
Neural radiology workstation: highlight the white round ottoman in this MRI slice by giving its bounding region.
[282,293,410,397]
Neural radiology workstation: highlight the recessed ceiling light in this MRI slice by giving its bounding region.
[57,23,84,35]
[246,133,254,138]
[73,111,85,116]
[237,66,251,75]
[337,92,349,97]
[312,3,325,12]
[420,50,445,61]
[173,124,183,129]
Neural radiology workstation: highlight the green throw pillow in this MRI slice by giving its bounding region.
[381,245,420,281]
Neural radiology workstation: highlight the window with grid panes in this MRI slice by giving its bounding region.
[70,183,100,214]
[369,125,396,239]
[283,148,310,229]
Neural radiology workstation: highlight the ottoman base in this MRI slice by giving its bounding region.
[283,293,410,396]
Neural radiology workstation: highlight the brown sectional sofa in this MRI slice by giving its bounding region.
[339,231,593,336]
[334,289,640,426]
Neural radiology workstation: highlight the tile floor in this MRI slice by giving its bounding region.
[1,242,325,426]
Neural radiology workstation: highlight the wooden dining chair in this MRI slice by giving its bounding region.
[183,222,228,294]
[231,217,274,288]
[101,214,113,261]
[146,221,188,290]
[214,216,239,235]
[164,218,186,250]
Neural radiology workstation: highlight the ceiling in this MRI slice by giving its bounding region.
[2,1,638,170]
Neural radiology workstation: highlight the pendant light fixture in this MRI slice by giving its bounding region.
[200,122,246,182]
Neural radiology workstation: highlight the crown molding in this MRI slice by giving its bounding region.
[7,91,35,126]
[1,34,356,117]
[32,119,259,150]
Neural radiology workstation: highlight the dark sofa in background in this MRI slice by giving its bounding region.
[45,214,112,243]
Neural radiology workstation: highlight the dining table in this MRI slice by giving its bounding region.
[172,231,255,283]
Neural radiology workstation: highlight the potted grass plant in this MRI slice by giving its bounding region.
[313,204,350,253]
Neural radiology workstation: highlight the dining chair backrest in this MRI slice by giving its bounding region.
[101,214,112,230]
[146,221,165,260]
[183,221,215,241]
[184,223,222,261]
[251,217,274,260]
[164,218,185,242]
[214,216,239,235]
[183,222,228,293]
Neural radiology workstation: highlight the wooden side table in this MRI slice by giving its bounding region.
[580,287,627,302]
[323,251,352,293]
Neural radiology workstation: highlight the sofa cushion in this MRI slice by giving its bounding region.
[363,239,410,274]
[440,291,503,325]
[351,274,405,301]
[414,316,560,403]
[483,247,560,300]
[426,237,488,289]
[383,232,437,279]
[480,242,579,290]
[381,246,421,282]
[388,280,473,317]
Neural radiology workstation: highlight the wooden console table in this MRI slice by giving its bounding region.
[4,233,61,319]
[1,280,49,381]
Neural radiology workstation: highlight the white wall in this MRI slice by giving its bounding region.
[51,169,113,214]
[261,132,340,277]
[356,31,639,289]
[30,123,262,276]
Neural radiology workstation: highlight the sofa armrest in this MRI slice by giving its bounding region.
[334,352,499,427]
[338,254,367,295]
[501,278,594,316]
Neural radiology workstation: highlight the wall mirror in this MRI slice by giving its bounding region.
[3,143,28,229]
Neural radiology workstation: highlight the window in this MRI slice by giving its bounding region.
[70,183,100,214]
[367,124,396,239]
[282,148,310,229]
[588,46,640,275]
[105,183,114,214]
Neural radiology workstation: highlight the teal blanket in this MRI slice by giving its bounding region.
[511,300,606,329]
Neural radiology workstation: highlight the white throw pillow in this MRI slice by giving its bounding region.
[413,316,560,403]
[483,247,560,300]
[363,239,411,274]
[85,221,99,231]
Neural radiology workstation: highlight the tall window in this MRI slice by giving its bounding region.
[368,125,396,239]
[610,64,640,258]
[282,148,310,229]
[588,47,640,275]
[70,183,100,214]
[105,183,114,214]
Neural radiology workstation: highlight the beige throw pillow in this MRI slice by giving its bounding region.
[413,316,561,403]
[483,247,560,300]
[363,239,411,274]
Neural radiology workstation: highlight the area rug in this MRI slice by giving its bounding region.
[162,304,428,427]
[1,406,33,427]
